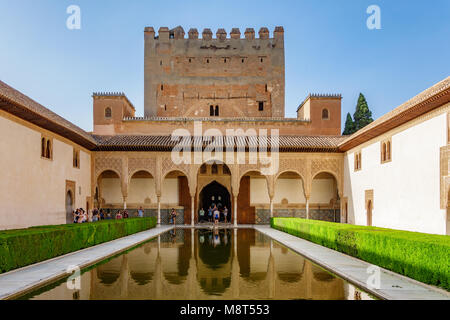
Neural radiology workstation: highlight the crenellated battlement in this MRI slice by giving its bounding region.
[144,26,284,40]
[144,25,285,118]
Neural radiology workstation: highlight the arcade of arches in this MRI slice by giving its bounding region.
[93,152,343,225]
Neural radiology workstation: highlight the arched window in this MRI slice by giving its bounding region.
[46,140,52,159]
[73,149,80,168]
[105,107,112,118]
[381,139,392,163]
[387,141,391,160]
[215,105,219,116]
[41,138,46,157]
[200,164,207,174]
[322,108,329,120]
[354,151,362,171]
[211,163,218,174]
[210,105,214,116]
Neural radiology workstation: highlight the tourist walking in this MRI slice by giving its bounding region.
[123,210,129,219]
[223,206,228,223]
[116,211,123,220]
[138,206,144,218]
[199,207,205,222]
[213,206,220,225]
[73,210,78,223]
[208,206,213,222]
[92,210,98,222]
[170,208,177,225]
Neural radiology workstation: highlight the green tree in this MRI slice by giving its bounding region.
[342,112,356,135]
[353,93,374,131]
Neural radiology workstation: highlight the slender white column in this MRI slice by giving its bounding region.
[123,197,127,210]
[306,196,310,219]
[269,197,274,219]
[157,195,161,225]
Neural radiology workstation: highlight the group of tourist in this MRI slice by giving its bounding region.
[198,205,230,225]
[72,206,145,224]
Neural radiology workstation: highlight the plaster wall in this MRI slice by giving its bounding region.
[343,106,448,234]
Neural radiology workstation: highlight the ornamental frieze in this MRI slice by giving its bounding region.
[128,157,157,177]
[94,157,123,179]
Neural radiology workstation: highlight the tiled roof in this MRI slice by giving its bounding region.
[339,76,450,151]
[123,116,309,123]
[93,135,346,152]
[0,81,97,149]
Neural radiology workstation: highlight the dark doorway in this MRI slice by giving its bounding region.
[199,181,231,222]
[66,191,73,224]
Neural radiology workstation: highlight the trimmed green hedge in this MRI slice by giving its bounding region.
[0,217,157,274]
[271,218,450,291]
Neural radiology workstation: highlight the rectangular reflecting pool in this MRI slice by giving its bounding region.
[18,228,372,300]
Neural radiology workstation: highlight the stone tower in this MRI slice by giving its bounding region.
[144,26,285,118]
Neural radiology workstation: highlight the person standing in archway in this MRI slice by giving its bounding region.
[208,206,213,222]
[199,207,205,222]
[223,206,229,223]
[213,206,220,225]
[170,208,177,225]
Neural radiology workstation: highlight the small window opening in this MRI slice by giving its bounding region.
[41,138,46,157]
[46,140,51,159]
[105,107,112,119]
[258,101,264,111]
[215,105,219,116]
[322,108,329,120]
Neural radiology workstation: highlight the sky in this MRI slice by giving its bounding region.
[0,0,449,132]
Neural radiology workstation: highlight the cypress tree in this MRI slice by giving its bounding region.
[353,93,374,131]
[342,112,356,135]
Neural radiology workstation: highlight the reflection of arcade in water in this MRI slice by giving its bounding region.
[24,229,371,300]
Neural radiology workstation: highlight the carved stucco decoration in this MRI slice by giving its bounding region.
[277,158,307,181]
[94,157,123,180]
[311,158,341,179]
[128,157,157,179]
[161,156,196,195]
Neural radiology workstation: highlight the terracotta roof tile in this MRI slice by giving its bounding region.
[93,135,346,152]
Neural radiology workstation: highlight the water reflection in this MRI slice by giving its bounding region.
[23,229,372,300]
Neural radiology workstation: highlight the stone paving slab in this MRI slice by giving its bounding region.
[0,226,173,300]
[255,225,450,300]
